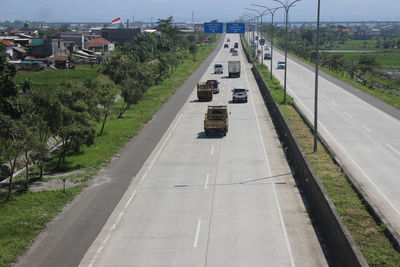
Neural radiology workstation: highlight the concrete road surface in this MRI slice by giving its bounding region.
[79,34,328,267]
[247,31,400,236]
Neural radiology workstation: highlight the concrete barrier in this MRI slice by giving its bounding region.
[241,35,368,267]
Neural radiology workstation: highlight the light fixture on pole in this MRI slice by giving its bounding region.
[242,14,255,45]
[272,0,301,104]
[243,13,258,57]
[314,0,321,152]
[245,8,261,62]
[245,7,270,65]
[251,4,283,80]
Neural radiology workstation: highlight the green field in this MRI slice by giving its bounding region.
[0,39,219,267]
[14,64,104,86]
[328,39,399,52]
[329,51,400,69]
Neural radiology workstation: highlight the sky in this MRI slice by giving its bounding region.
[0,0,399,23]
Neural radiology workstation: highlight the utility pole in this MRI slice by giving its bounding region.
[272,0,301,104]
[314,0,321,152]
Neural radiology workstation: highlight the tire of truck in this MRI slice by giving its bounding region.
[205,130,209,136]
[223,129,227,136]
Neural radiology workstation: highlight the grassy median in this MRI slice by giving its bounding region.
[0,38,220,267]
[242,35,400,266]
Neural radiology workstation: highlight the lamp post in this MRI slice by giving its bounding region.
[242,14,255,46]
[245,7,269,65]
[251,4,283,80]
[243,13,258,57]
[243,13,255,55]
[272,0,301,104]
[314,0,321,152]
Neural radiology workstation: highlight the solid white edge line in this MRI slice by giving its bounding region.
[210,145,214,155]
[193,219,202,248]
[241,50,296,267]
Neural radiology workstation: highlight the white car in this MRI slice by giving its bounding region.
[214,64,223,74]
[277,61,286,69]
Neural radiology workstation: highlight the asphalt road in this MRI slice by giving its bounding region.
[79,34,328,267]
[15,36,225,267]
[248,32,400,236]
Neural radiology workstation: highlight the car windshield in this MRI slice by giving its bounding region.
[278,61,285,64]
[234,89,246,93]
[215,64,222,68]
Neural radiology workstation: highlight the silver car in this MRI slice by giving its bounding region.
[232,87,248,103]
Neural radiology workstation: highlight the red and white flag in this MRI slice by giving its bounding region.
[112,17,121,24]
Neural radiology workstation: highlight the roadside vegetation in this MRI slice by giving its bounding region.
[0,17,219,266]
[242,35,400,266]
[261,25,400,110]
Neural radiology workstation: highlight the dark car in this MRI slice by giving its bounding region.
[234,42,238,48]
[224,44,229,48]
[264,53,271,60]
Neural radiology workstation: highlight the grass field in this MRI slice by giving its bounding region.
[328,51,400,69]
[14,64,104,86]
[242,35,400,266]
[328,39,399,52]
[0,38,219,267]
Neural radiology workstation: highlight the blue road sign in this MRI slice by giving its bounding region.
[226,23,245,34]
[204,22,223,34]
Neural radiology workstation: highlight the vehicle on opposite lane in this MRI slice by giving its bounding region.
[277,61,286,69]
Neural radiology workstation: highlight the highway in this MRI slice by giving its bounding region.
[79,34,328,267]
[247,31,400,236]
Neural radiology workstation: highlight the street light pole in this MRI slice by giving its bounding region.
[314,0,321,152]
[245,8,268,65]
[251,4,284,80]
[272,0,301,104]
[243,13,258,57]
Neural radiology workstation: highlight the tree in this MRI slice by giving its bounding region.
[357,55,379,75]
[0,114,25,200]
[0,45,19,118]
[118,79,145,119]
[54,84,99,168]
[29,86,61,179]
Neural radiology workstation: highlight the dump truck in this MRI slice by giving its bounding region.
[197,82,213,101]
[204,105,229,136]
[228,61,240,78]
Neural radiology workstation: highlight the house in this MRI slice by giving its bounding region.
[0,39,14,59]
[53,55,70,69]
[59,32,84,49]
[101,27,141,44]
[30,37,70,58]
[85,37,114,52]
